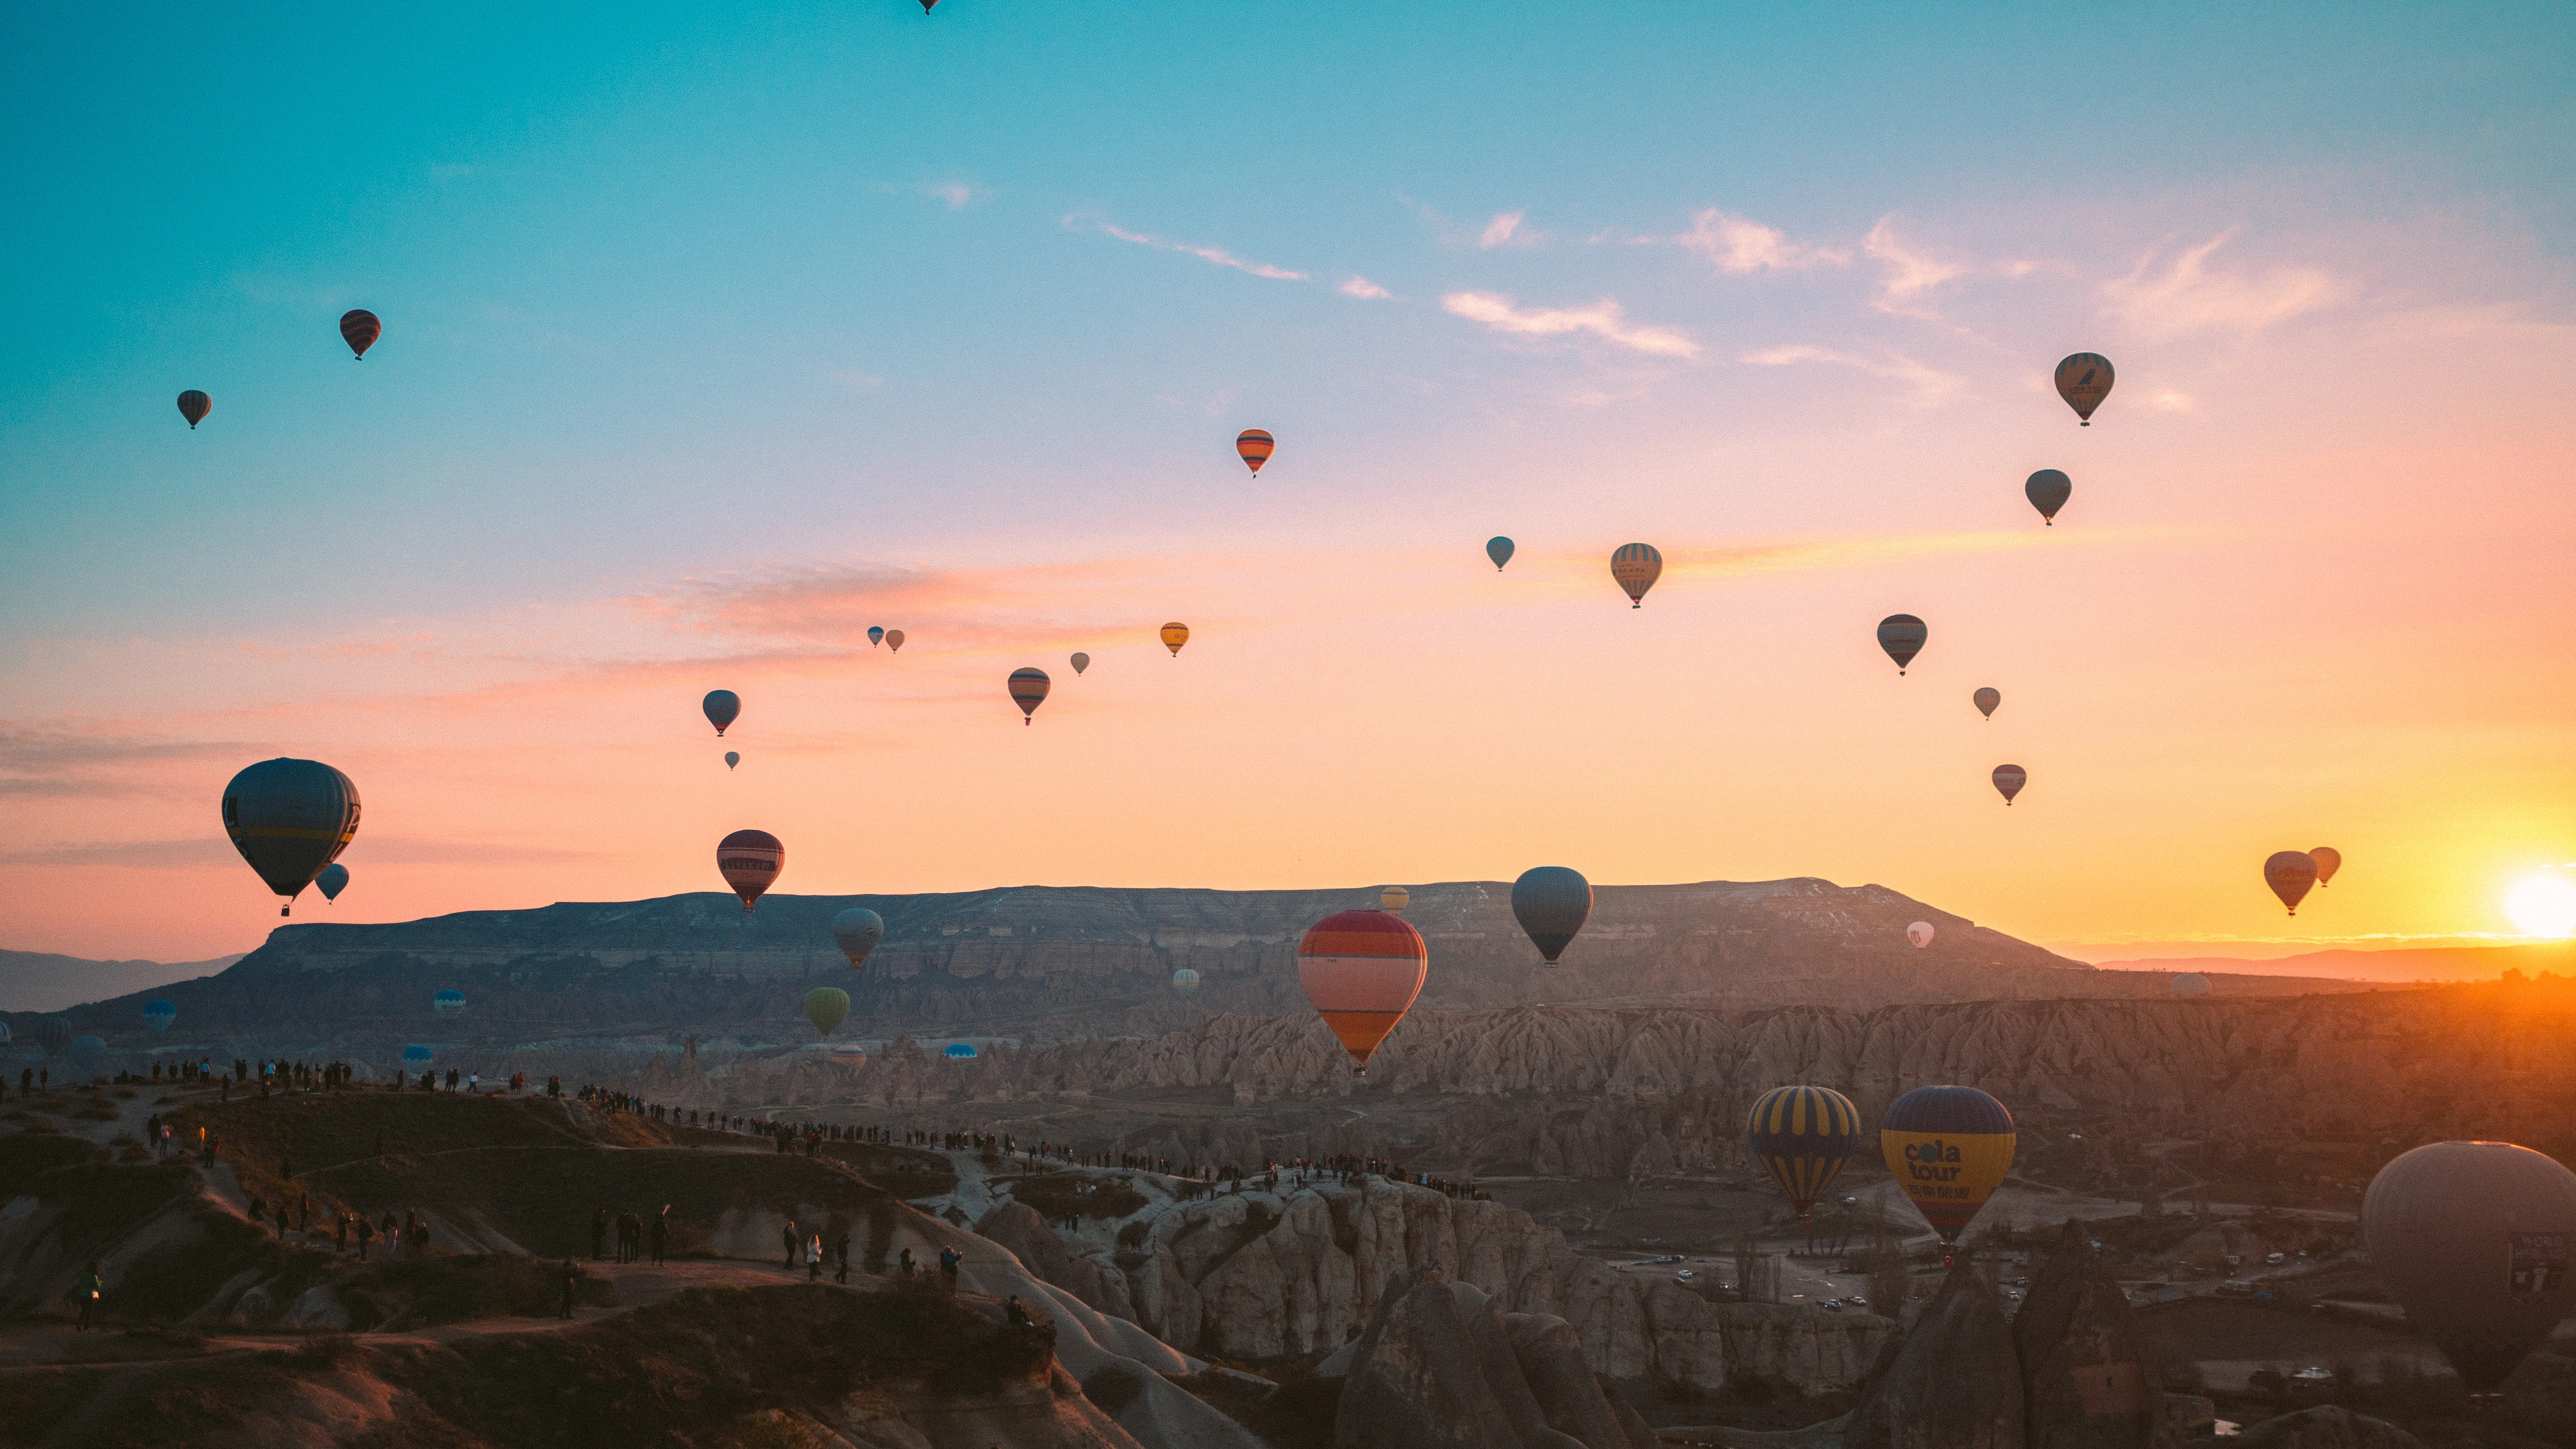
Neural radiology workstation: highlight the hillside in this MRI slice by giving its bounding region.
[0,950,243,1014]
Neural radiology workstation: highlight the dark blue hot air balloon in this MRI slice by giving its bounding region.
[943,1042,978,1060]
[703,690,741,737]
[35,1017,74,1057]
[143,999,177,1032]
[432,989,467,1017]
[315,863,349,902]
[1486,537,1515,571]
[222,759,360,916]
[401,1044,434,1066]
[1510,866,1593,966]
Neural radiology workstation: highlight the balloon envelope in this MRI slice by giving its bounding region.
[2363,1141,2576,1392]
[718,829,785,913]
[1379,886,1410,913]
[339,309,381,359]
[944,1042,978,1060]
[1008,667,1051,723]
[1160,623,1190,656]
[702,690,740,736]
[2025,469,2072,524]
[222,758,361,914]
[177,390,210,428]
[1236,428,1274,474]
[143,999,177,1031]
[868,626,884,648]
[315,863,349,901]
[2310,846,2342,886]
[432,989,467,1016]
[831,908,885,969]
[724,751,739,770]
[34,1017,73,1056]
[1070,652,1089,675]
[1486,537,1514,571]
[1907,922,1934,948]
[401,1044,434,1065]
[1876,614,1927,673]
[1992,765,2026,805]
[1610,544,1662,607]
[2054,352,2114,423]
[2170,973,2212,997]
[1297,909,1428,1074]
[803,987,851,1037]
[2265,851,2318,915]
[1881,1085,2015,1243]
[1510,867,1593,965]
[1973,687,2001,719]
[886,630,905,653]
[1747,1084,1864,1218]
[1171,968,1200,993]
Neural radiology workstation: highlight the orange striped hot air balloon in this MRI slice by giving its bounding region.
[717,829,784,914]
[339,310,381,360]
[1008,667,1050,725]
[1160,622,1189,656]
[1236,429,1274,475]
[1297,908,1427,1076]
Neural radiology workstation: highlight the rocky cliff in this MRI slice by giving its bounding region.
[1330,1275,1661,1449]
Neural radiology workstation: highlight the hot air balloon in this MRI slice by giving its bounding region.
[402,1044,434,1067]
[2169,973,2211,997]
[718,829,785,913]
[1486,537,1514,571]
[1160,623,1189,656]
[944,1042,978,1060]
[1992,765,2026,805]
[1747,1085,1865,1223]
[1236,429,1274,475]
[804,987,850,1037]
[432,989,467,1017]
[1008,667,1051,724]
[2264,851,2318,915]
[702,690,740,737]
[69,1036,106,1076]
[1876,615,1927,674]
[222,759,360,916]
[316,863,349,902]
[1881,1085,2015,1253]
[1907,922,1934,948]
[1610,544,1661,608]
[867,626,885,648]
[143,1000,177,1031]
[1973,687,2001,720]
[1511,867,1592,966]
[2363,1141,2576,1394]
[832,908,885,969]
[918,0,938,12]
[725,751,739,770]
[1172,968,1200,993]
[1070,652,1089,676]
[34,1017,73,1056]
[177,391,210,429]
[885,630,905,653]
[2025,469,2072,526]
[1380,886,1410,913]
[0,1021,9,1046]
[829,1044,869,1067]
[340,309,381,360]
[1297,909,1428,1075]
[2054,353,2113,424]
[2310,847,2342,887]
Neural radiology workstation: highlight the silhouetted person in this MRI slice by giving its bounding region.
[834,1232,851,1285]
[73,1261,103,1331]
[782,1221,799,1270]
[898,1248,914,1280]
[1005,1295,1030,1326]
[939,1247,960,1286]
[355,1216,374,1260]
[559,1260,579,1319]
[591,1208,609,1261]
[650,1210,668,1267]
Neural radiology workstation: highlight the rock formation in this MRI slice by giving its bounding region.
[1843,1258,2024,1449]
[2230,1406,2428,1449]
[2011,1223,2171,1449]
[1331,1274,1659,1449]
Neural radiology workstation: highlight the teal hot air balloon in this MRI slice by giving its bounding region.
[432,989,467,1017]
[868,626,885,648]
[401,1044,434,1067]
[2025,469,2072,526]
[703,690,741,736]
[943,1042,978,1060]
[1486,537,1515,571]
[804,987,851,1037]
[1747,1084,1864,1224]
[143,999,177,1032]
[832,908,885,969]
[222,759,360,916]
[1172,967,1201,993]
[1511,866,1593,966]
[316,863,349,902]
[0,1021,11,1046]
[35,1017,74,1056]
[1876,615,1927,674]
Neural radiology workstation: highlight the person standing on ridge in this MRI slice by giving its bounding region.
[650,1209,668,1267]
[807,1232,823,1282]
[782,1220,799,1271]
[939,1246,960,1288]
[72,1261,103,1331]
[559,1260,579,1319]
[834,1231,851,1285]
[591,1207,608,1261]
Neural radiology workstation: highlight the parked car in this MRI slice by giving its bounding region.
[1676,1270,1694,1280]
[1847,1296,1867,1306]
[1823,1300,1843,1310]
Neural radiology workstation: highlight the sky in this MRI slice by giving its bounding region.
[3,3,2573,965]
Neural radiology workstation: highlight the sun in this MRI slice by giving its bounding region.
[2503,875,2576,938]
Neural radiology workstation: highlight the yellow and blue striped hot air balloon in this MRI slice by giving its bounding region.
[1881,1085,2015,1250]
[1610,543,1662,608]
[1746,1085,1864,1222]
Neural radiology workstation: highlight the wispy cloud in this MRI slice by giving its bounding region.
[1066,215,1307,281]
[1676,210,1850,274]
[2102,232,2338,338]
[1863,218,1968,319]
[920,177,991,210]
[0,723,247,798]
[1339,276,1393,300]
[1479,211,1536,249]
[1442,292,1699,358]
[1741,344,1968,408]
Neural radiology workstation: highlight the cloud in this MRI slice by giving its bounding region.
[1741,344,1968,408]
[2102,232,2338,337]
[2147,388,2197,413]
[920,177,990,210]
[1066,215,1307,281]
[1479,212,1535,249]
[1676,210,1850,274]
[0,723,246,798]
[1339,276,1393,300]
[1441,292,1699,358]
[1862,218,1969,320]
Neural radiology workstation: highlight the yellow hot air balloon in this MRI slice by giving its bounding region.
[1881,1085,2015,1256]
[1379,886,1410,913]
[1160,622,1190,656]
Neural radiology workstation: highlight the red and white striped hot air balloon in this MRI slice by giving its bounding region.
[1236,429,1274,476]
[1296,908,1427,1076]
[717,829,784,914]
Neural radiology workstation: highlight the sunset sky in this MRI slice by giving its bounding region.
[4,3,2572,965]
